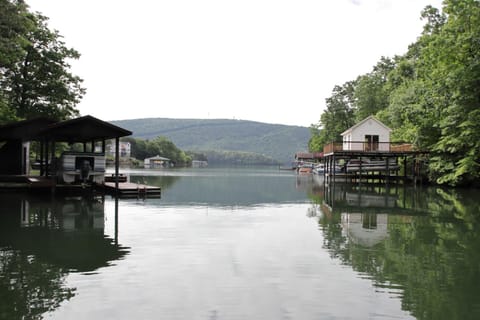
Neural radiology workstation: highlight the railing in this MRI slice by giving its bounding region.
[323,142,413,154]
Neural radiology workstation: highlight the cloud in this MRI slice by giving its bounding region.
[348,0,362,5]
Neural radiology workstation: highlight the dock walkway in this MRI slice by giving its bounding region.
[102,182,161,197]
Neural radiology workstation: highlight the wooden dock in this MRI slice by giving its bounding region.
[0,175,55,190]
[0,175,161,198]
[102,182,161,198]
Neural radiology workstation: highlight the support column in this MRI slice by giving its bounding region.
[45,141,49,177]
[333,155,336,185]
[115,137,120,193]
[40,140,45,176]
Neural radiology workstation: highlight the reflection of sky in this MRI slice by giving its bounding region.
[125,167,311,207]
[49,203,412,320]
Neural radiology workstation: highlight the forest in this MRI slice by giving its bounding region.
[309,0,480,187]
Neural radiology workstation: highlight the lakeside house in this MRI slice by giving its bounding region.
[341,115,391,152]
[107,141,131,158]
[144,155,172,168]
[295,152,323,164]
[192,160,208,168]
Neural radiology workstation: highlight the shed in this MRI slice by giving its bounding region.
[295,152,323,163]
[144,155,172,168]
[341,116,391,151]
[0,118,57,175]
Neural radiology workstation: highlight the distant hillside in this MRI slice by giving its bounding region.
[111,118,310,163]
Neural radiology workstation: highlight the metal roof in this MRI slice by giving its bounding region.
[0,115,132,142]
[39,115,132,142]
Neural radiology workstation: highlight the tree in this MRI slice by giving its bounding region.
[0,1,84,121]
[354,57,395,121]
[310,81,356,151]
[417,0,480,185]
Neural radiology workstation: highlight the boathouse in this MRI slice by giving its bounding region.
[0,115,132,189]
[341,116,391,152]
[144,155,172,168]
[322,115,428,184]
[295,152,323,163]
[0,118,57,175]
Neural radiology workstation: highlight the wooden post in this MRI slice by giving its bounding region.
[40,140,44,176]
[359,156,362,185]
[115,137,120,193]
[114,196,119,245]
[386,157,390,185]
[51,140,56,179]
[333,155,336,185]
[45,140,49,177]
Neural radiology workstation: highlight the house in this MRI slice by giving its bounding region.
[144,155,172,168]
[341,116,391,152]
[192,160,208,168]
[107,141,131,157]
[294,152,323,163]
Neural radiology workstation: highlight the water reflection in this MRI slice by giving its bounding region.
[128,167,306,207]
[0,193,129,319]
[307,182,480,320]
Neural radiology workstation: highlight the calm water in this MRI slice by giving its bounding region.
[1,167,480,320]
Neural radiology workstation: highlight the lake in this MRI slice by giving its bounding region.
[1,166,480,319]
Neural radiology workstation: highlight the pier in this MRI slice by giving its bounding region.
[102,181,161,198]
[322,141,429,185]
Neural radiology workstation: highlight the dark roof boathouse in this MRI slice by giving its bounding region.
[0,115,132,190]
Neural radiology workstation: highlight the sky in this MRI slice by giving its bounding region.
[29,0,443,127]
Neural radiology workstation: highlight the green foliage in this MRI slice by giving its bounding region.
[312,1,480,186]
[0,0,84,121]
[310,81,356,151]
[197,150,278,165]
[122,136,192,166]
[113,118,309,163]
[354,57,395,121]
[317,186,480,319]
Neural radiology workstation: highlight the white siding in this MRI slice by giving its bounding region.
[343,118,390,151]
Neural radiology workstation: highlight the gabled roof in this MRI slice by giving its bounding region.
[145,155,171,161]
[38,115,132,142]
[341,115,391,136]
[295,152,323,160]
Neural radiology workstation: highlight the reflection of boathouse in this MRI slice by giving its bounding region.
[0,193,129,272]
[341,213,388,247]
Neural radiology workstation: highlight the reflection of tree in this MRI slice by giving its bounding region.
[0,194,129,319]
[0,249,75,320]
[316,187,480,320]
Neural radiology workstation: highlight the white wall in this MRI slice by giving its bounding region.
[348,118,390,151]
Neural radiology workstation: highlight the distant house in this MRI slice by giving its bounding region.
[341,116,391,152]
[107,141,131,157]
[144,155,172,168]
[192,160,208,168]
[295,152,323,163]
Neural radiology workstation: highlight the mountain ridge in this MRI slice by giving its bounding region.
[110,118,310,163]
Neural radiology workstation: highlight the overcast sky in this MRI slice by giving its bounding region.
[29,0,443,127]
